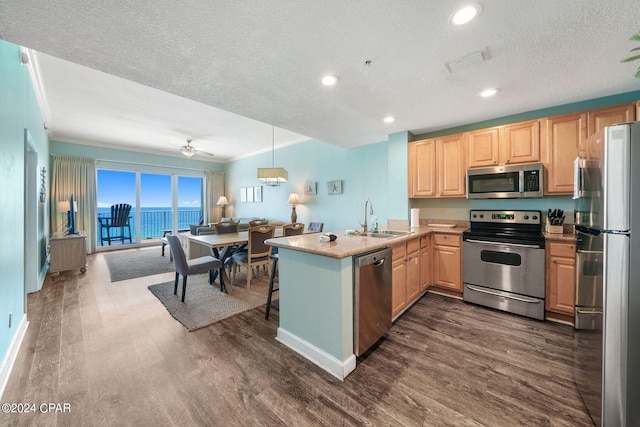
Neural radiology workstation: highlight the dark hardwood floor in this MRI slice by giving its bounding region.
[1,250,593,426]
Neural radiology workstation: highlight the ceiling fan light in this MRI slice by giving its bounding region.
[181,147,196,158]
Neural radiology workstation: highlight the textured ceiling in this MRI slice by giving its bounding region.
[1,1,639,162]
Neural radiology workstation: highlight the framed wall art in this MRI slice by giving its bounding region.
[327,180,343,195]
[246,187,254,203]
[254,186,263,202]
[240,187,247,202]
[304,181,317,196]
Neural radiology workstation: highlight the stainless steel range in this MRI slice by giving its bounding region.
[462,210,546,320]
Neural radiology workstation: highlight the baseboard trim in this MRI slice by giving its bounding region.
[276,327,356,381]
[0,315,29,400]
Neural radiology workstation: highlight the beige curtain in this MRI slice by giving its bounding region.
[51,155,97,253]
[204,171,225,223]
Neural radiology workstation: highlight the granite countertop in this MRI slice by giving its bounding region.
[266,223,468,259]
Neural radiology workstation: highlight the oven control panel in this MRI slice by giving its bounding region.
[469,210,541,224]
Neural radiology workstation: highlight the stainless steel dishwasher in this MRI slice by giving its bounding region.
[353,247,392,356]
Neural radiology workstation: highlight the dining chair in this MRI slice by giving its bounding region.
[265,222,305,319]
[307,222,324,232]
[249,219,269,227]
[231,225,275,289]
[166,235,226,300]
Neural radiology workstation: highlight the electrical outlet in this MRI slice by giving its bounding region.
[439,208,445,216]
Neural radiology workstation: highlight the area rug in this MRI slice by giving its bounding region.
[104,247,175,282]
[147,271,273,331]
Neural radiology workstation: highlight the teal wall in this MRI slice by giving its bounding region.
[0,40,49,361]
[225,139,389,231]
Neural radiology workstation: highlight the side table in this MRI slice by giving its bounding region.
[50,232,87,273]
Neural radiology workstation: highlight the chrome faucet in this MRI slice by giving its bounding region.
[360,199,373,232]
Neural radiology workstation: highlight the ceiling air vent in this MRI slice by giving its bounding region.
[445,48,490,74]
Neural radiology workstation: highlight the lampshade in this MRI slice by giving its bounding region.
[216,196,229,206]
[287,193,300,205]
[257,126,288,186]
[57,200,77,212]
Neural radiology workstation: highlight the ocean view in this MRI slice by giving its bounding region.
[97,207,202,241]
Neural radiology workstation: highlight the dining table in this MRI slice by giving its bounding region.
[188,228,287,292]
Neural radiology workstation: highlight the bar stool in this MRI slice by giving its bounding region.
[265,254,279,319]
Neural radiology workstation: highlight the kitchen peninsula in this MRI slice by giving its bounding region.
[266,224,466,380]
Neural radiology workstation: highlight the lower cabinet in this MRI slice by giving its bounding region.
[432,233,462,292]
[420,235,432,291]
[392,238,421,318]
[545,241,576,315]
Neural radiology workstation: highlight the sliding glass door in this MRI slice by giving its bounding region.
[178,176,203,228]
[141,173,172,239]
[97,170,136,245]
[97,169,203,247]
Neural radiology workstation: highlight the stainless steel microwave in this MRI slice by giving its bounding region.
[466,163,544,199]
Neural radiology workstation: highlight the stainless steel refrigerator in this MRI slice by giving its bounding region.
[574,121,640,426]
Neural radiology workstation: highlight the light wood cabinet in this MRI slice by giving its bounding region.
[432,234,462,292]
[501,120,540,164]
[420,235,431,291]
[392,238,422,318]
[392,244,407,317]
[49,232,87,273]
[409,134,465,198]
[467,128,499,168]
[587,103,635,136]
[541,103,635,195]
[541,112,587,194]
[467,120,540,168]
[546,241,576,315]
[408,139,437,197]
[438,134,466,197]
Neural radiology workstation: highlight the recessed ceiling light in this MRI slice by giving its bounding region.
[479,88,498,97]
[321,75,338,86]
[449,4,482,26]
[383,116,396,124]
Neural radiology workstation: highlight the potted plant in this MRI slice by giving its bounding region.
[621,32,640,79]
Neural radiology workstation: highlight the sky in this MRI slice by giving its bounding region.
[97,170,202,208]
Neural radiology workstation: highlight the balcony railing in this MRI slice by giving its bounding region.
[97,208,202,244]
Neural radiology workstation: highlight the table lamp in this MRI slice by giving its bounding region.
[216,196,229,218]
[287,193,301,223]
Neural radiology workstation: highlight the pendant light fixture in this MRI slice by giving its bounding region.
[257,125,288,186]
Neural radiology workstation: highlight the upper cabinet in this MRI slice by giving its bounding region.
[409,134,465,198]
[408,139,436,197]
[542,103,636,195]
[501,120,540,164]
[587,103,635,136]
[467,120,540,168]
[410,102,636,198]
[467,128,499,167]
[541,112,587,194]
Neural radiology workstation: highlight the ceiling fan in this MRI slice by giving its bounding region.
[177,139,214,158]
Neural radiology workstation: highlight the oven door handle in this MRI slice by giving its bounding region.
[465,239,540,249]
[466,285,541,304]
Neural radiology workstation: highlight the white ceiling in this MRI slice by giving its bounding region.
[1,1,639,163]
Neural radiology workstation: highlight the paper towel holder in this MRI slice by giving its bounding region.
[410,208,421,228]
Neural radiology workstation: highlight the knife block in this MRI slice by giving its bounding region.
[545,223,564,234]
